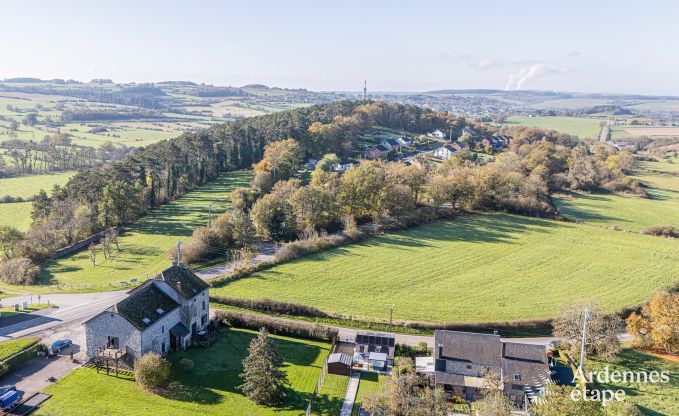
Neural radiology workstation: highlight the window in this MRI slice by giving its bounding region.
[202,300,206,311]
[513,374,521,381]
[466,365,473,370]
[201,314,208,325]
[161,341,166,353]
[162,325,165,334]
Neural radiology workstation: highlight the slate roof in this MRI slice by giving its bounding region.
[114,281,180,330]
[434,330,502,367]
[502,342,550,387]
[159,264,209,300]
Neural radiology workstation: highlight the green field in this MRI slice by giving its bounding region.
[15,170,251,293]
[213,213,679,324]
[38,328,330,416]
[0,201,32,231]
[555,157,679,231]
[0,171,76,198]
[590,349,679,416]
[505,115,603,139]
[0,337,40,361]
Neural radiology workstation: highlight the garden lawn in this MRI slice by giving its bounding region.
[352,372,387,415]
[22,170,251,293]
[0,303,52,318]
[0,171,76,199]
[313,374,349,415]
[590,349,679,416]
[555,157,679,231]
[0,337,40,361]
[504,115,603,139]
[214,213,679,324]
[38,328,330,416]
[0,201,32,231]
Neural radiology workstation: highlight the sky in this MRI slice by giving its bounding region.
[1,0,678,95]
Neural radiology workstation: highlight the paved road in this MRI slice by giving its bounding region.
[196,242,278,280]
[599,121,611,142]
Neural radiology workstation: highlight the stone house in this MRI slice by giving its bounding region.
[433,330,550,408]
[84,264,210,361]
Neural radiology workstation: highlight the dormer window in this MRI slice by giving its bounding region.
[156,308,164,314]
[142,317,151,325]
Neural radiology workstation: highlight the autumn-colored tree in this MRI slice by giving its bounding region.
[626,291,679,353]
[253,138,304,181]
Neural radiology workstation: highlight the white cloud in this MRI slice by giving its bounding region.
[504,64,550,90]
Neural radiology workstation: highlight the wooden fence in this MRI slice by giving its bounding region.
[305,337,336,416]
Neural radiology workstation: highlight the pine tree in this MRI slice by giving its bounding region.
[239,328,288,406]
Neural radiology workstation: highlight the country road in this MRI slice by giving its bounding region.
[195,241,278,280]
[599,120,611,142]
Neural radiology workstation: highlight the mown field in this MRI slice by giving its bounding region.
[213,213,679,323]
[0,171,76,198]
[0,201,33,231]
[38,328,330,416]
[590,349,679,416]
[556,157,679,231]
[7,170,251,293]
[504,115,603,139]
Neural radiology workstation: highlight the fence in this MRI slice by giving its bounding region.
[305,337,336,416]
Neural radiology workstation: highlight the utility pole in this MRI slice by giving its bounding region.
[578,307,589,379]
[389,304,394,331]
[208,205,212,227]
[176,240,183,265]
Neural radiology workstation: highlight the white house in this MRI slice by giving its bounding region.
[433,144,457,160]
[334,162,354,172]
[427,129,445,138]
[84,264,210,361]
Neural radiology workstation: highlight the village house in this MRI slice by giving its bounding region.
[433,330,550,408]
[432,144,457,160]
[365,144,391,159]
[83,264,210,361]
[397,136,412,146]
[355,331,395,370]
[427,129,445,138]
[380,138,401,151]
[334,162,354,172]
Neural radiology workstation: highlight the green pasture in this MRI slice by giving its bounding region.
[504,115,603,139]
[0,202,33,231]
[0,171,76,198]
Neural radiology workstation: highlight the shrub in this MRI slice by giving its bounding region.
[179,358,194,372]
[0,257,40,285]
[214,309,338,342]
[210,295,329,318]
[134,353,171,391]
[641,225,679,238]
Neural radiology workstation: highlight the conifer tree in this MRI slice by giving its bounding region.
[239,328,288,406]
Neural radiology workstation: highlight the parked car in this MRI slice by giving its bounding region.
[0,385,15,396]
[0,390,21,410]
[49,339,72,354]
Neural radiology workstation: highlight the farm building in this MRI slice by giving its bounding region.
[433,330,549,408]
[83,263,210,361]
[326,352,352,376]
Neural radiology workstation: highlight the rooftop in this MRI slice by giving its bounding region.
[159,264,209,300]
[114,281,180,330]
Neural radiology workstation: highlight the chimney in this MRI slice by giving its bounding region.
[175,281,182,292]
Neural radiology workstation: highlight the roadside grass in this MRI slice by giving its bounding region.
[0,171,76,198]
[589,349,679,416]
[352,372,387,415]
[6,170,251,294]
[0,201,32,231]
[504,115,602,139]
[0,303,52,318]
[0,337,40,361]
[38,328,329,416]
[313,374,349,415]
[555,157,679,231]
[213,213,679,323]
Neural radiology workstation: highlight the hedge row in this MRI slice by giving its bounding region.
[213,309,338,342]
[210,295,330,318]
[0,341,46,378]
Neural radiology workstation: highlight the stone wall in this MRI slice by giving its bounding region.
[140,308,181,356]
[51,226,121,259]
[84,311,141,360]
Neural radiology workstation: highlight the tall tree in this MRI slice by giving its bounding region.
[239,328,288,406]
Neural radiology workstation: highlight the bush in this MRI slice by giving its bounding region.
[641,225,679,238]
[179,358,194,372]
[134,353,171,391]
[214,309,338,342]
[0,257,40,285]
[210,295,329,318]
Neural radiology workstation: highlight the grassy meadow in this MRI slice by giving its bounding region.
[505,115,603,139]
[213,213,679,324]
[555,157,679,231]
[0,201,33,231]
[38,328,330,416]
[0,171,76,198]
[11,170,251,293]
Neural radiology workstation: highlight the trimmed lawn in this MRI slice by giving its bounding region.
[0,171,76,198]
[504,116,603,139]
[214,213,679,323]
[38,328,330,416]
[0,201,32,231]
[313,374,349,415]
[590,349,679,416]
[352,372,387,415]
[0,303,52,318]
[0,337,40,361]
[15,170,251,293]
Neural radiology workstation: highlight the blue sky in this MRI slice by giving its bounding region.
[1,0,678,94]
